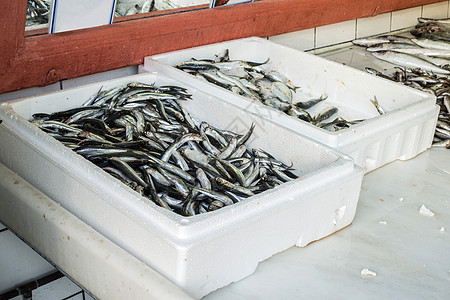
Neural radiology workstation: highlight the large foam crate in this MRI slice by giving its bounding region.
[0,73,363,298]
[141,37,440,173]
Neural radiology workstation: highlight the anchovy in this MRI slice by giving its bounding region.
[294,95,327,109]
[29,82,299,216]
[370,96,386,115]
[173,50,367,132]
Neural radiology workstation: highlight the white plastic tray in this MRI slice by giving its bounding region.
[141,37,440,173]
[0,72,363,298]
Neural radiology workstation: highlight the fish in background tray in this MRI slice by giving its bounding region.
[29,82,299,216]
[352,17,450,149]
[26,0,51,27]
[175,49,372,131]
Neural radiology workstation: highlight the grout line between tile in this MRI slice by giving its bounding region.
[313,27,317,49]
[389,11,393,32]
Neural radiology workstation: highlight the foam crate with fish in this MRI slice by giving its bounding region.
[0,72,363,298]
[140,37,439,173]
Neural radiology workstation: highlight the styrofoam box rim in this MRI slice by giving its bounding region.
[144,37,438,149]
[0,72,360,245]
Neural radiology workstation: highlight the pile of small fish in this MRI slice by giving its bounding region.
[26,0,50,27]
[352,17,450,149]
[175,50,363,131]
[29,82,299,216]
[365,67,450,149]
[352,18,450,74]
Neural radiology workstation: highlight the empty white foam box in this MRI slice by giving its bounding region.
[141,37,440,173]
[0,72,363,298]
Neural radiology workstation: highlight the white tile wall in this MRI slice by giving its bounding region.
[315,19,356,48]
[391,6,423,31]
[268,28,315,51]
[422,1,449,19]
[356,12,391,38]
[0,66,138,103]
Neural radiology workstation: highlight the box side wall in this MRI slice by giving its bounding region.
[338,105,439,172]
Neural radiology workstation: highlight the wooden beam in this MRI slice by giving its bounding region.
[0,0,445,94]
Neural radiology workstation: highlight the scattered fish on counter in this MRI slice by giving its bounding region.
[175,49,371,131]
[29,82,299,216]
[26,0,50,27]
[352,18,450,149]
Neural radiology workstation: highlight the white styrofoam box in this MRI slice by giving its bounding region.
[0,72,363,298]
[61,66,138,90]
[141,37,439,173]
[0,82,60,103]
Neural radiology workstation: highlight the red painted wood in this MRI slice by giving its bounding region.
[0,0,445,93]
